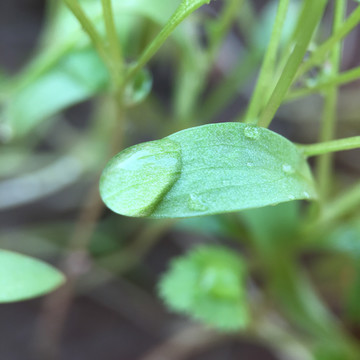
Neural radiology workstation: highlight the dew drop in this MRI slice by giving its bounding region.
[282,163,295,175]
[99,138,181,217]
[222,180,231,186]
[188,193,208,211]
[288,195,295,200]
[244,126,260,140]
[247,162,254,167]
[303,191,310,199]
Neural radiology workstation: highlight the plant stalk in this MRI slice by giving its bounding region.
[257,0,328,128]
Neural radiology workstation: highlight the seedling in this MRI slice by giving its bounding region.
[1,0,360,358]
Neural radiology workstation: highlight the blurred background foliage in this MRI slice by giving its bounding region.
[1,0,360,359]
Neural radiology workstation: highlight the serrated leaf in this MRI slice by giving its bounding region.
[0,250,64,303]
[100,122,317,218]
[158,245,249,331]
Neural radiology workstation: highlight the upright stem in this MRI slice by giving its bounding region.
[316,0,346,201]
[244,0,290,124]
[257,0,327,128]
[286,65,360,101]
[101,0,123,87]
[297,5,360,79]
[321,181,360,224]
[300,136,360,157]
[125,0,211,83]
[63,0,109,65]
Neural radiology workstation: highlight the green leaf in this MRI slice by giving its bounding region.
[6,47,108,137]
[1,0,188,138]
[240,201,301,252]
[158,245,249,331]
[0,249,65,303]
[100,122,317,218]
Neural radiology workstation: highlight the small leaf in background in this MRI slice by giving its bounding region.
[1,0,188,139]
[0,249,64,303]
[325,221,360,323]
[158,245,249,331]
[326,222,360,259]
[240,201,301,251]
[100,122,317,218]
[175,215,237,239]
[5,47,109,138]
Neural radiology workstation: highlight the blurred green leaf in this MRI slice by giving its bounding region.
[100,123,317,218]
[326,221,360,259]
[2,0,190,138]
[324,220,360,323]
[0,249,64,303]
[6,48,108,137]
[175,215,237,239]
[158,245,249,331]
[241,201,301,251]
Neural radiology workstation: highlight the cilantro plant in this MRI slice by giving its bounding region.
[2,0,360,358]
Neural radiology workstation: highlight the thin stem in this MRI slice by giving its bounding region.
[198,50,260,122]
[63,0,109,65]
[125,0,211,82]
[300,136,360,157]
[236,0,257,46]
[316,0,346,201]
[297,5,360,79]
[286,65,360,101]
[275,0,310,77]
[244,0,290,124]
[101,0,123,86]
[208,0,243,61]
[34,96,125,359]
[322,181,360,223]
[257,0,328,128]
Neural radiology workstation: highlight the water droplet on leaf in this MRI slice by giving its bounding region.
[100,138,181,217]
[188,194,208,211]
[303,191,310,199]
[282,163,295,174]
[244,126,260,140]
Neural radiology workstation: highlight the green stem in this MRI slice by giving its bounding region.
[316,0,346,201]
[188,0,243,124]
[63,0,109,65]
[237,0,257,46]
[300,136,360,157]
[101,0,123,86]
[275,0,310,77]
[322,181,360,223]
[297,5,360,79]
[198,50,260,122]
[257,0,327,128]
[244,0,290,124]
[286,65,360,101]
[125,0,211,83]
[207,0,243,61]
